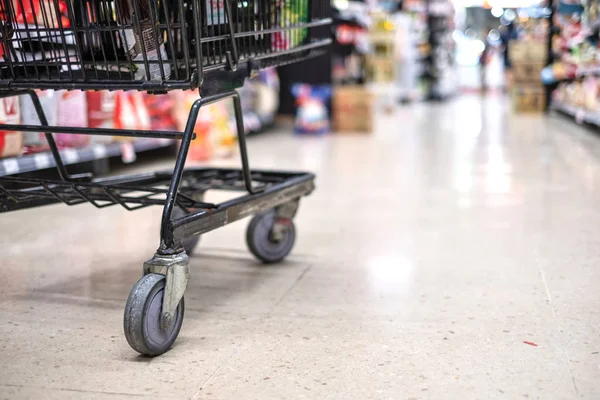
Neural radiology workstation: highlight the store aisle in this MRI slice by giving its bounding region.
[1,94,599,399]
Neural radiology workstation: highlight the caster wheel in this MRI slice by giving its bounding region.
[124,273,184,356]
[172,207,200,255]
[246,211,296,264]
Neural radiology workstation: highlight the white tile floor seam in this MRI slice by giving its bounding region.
[191,263,316,399]
[533,245,580,398]
[1,94,600,399]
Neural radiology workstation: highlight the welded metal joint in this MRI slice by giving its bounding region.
[143,252,190,329]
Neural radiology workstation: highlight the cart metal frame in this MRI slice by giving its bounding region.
[0,0,329,355]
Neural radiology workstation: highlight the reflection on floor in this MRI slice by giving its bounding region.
[1,94,599,399]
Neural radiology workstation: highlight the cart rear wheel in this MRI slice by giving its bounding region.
[246,211,296,264]
[172,207,201,255]
[124,273,184,356]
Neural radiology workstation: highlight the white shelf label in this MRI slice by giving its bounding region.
[63,149,79,164]
[2,158,19,175]
[93,145,107,159]
[34,153,51,170]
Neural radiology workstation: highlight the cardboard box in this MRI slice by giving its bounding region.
[513,85,546,113]
[332,85,374,109]
[512,63,545,84]
[510,41,547,63]
[333,113,373,132]
[332,86,374,133]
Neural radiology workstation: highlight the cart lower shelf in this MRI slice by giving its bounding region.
[0,166,315,355]
[0,167,314,213]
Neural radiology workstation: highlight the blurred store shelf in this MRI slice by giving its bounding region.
[0,138,174,177]
[553,102,600,127]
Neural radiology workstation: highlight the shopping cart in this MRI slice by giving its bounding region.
[0,0,330,356]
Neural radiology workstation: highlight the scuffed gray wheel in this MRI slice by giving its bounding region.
[124,273,184,356]
[172,206,200,255]
[246,211,296,264]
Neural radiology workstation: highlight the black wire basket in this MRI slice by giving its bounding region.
[0,0,331,92]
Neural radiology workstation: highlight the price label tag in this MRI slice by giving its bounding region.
[576,110,585,124]
[121,142,137,164]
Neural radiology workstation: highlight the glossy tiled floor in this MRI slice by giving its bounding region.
[1,94,600,399]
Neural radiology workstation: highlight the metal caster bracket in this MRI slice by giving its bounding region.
[143,252,190,329]
[271,200,299,242]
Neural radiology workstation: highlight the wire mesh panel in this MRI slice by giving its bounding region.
[0,168,308,212]
[0,0,330,91]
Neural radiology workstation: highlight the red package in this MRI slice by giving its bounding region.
[87,91,117,144]
[114,91,150,140]
[143,93,177,131]
[87,91,117,129]
[0,97,23,158]
[4,0,70,28]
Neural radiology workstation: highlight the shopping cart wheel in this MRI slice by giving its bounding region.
[172,207,200,255]
[246,211,296,264]
[124,273,184,356]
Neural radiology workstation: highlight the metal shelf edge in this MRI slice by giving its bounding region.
[0,139,174,177]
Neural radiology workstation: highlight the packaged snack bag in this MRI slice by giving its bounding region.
[208,102,236,159]
[5,0,70,28]
[87,91,117,144]
[56,91,89,149]
[291,84,331,134]
[87,91,117,129]
[143,93,177,131]
[114,91,150,141]
[20,90,57,154]
[188,109,213,162]
[176,91,212,162]
[114,0,171,81]
[0,96,23,158]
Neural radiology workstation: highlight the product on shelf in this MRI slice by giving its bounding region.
[0,96,22,158]
[143,93,178,131]
[87,91,117,144]
[56,91,89,149]
[113,0,171,81]
[366,12,396,84]
[20,90,56,154]
[87,91,117,130]
[554,75,600,115]
[250,69,280,122]
[208,102,237,159]
[292,84,331,134]
[173,90,212,161]
[548,0,600,121]
[114,91,151,141]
